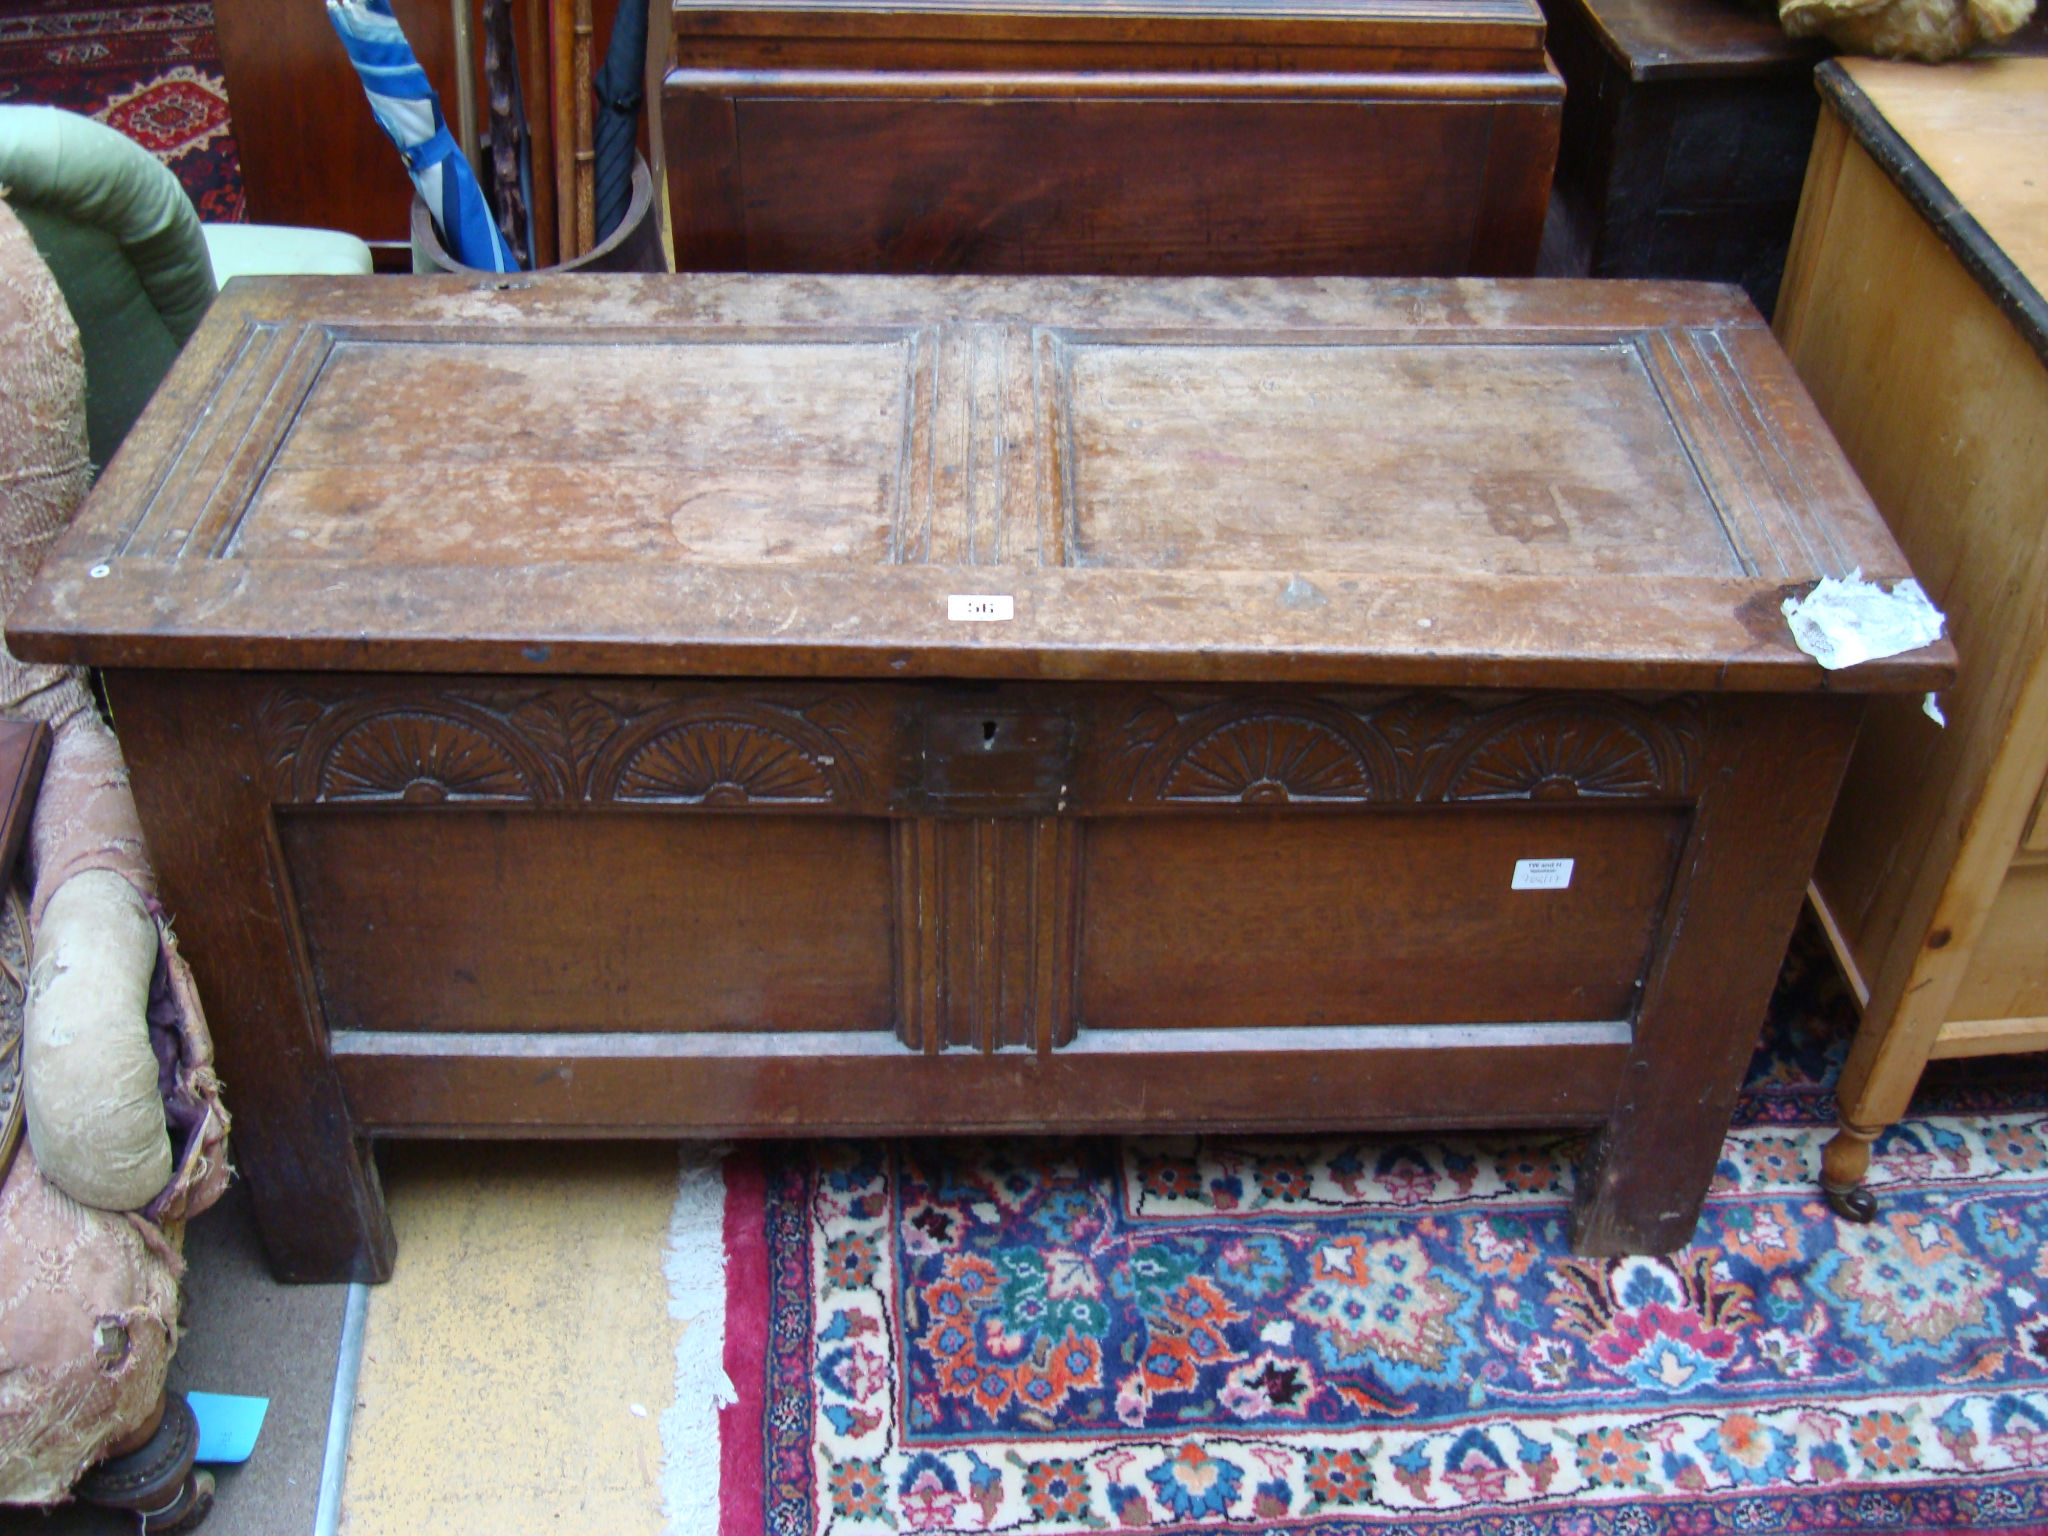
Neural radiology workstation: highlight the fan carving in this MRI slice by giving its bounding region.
[1113,694,1696,805]
[1437,712,1667,801]
[1159,716,1379,804]
[612,719,836,805]
[318,712,536,803]
[263,683,878,808]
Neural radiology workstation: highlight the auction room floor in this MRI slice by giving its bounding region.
[23,1143,697,1536]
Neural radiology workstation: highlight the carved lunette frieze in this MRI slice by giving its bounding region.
[259,683,880,808]
[1105,693,1703,806]
[258,683,1704,812]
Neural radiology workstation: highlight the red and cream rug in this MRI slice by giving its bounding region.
[0,1,242,220]
[714,930,2048,1536]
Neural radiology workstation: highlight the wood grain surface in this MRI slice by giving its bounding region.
[1839,57,2047,297]
[664,0,1555,275]
[669,0,1548,62]
[1778,64,2048,1208]
[10,274,1950,695]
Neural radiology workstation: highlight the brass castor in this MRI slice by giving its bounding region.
[1819,1118,1883,1225]
[77,1390,215,1532]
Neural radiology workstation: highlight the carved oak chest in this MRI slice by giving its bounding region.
[7,274,1950,1282]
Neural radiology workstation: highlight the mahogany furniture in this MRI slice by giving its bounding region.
[1774,58,2048,1219]
[1535,0,1827,314]
[660,0,1562,275]
[7,273,1949,1283]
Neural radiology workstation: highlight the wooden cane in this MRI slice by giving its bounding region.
[514,0,557,267]
[450,0,480,175]
[550,0,576,259]
[572,0,596,254]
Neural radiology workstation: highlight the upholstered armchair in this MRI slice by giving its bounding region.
[0,104,372,472]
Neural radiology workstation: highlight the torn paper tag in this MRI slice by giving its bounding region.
[1782,572,1946,670]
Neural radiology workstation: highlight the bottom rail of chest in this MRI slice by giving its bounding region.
[329,1022,1632,1137]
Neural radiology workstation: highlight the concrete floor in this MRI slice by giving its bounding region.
[15,1178,348,1535]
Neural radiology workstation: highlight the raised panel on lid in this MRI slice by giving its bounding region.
[229,336,918,564]
[1060,340,1741,575]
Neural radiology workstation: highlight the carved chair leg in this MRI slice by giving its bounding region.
[77,1388,215,1532]
[1820,1117,1883,1223]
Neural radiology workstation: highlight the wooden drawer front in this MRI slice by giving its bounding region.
[664,71,1560,277]
[1077,807,1688,1029]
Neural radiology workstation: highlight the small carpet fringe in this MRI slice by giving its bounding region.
[662,1144,737,1536]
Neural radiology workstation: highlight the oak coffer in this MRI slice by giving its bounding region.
[660,0,1563,275]
[7,274,1950,1283]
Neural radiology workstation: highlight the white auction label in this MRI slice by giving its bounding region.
[948,594,1014,622]
[1511,858,1574,890]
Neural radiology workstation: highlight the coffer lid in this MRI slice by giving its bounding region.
[669,0,1548,64]
[7,273,1952,693]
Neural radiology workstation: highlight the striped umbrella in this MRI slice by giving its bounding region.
[326,0,519,272]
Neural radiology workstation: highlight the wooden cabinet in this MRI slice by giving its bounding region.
[1775,58,2048,1219]
[7,274,1947,1282]
[1536,0,1828,315]
[660,0,1563,275]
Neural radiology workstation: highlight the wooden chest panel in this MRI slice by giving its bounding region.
[280,810,902,1035]
[1078,805,1691,1027]
[1057,337,1733,574]
[7,274,1950,1280]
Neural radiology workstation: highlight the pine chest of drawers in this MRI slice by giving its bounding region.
[8,273,1950,1281]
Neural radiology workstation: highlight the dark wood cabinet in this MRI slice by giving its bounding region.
[8,274,1949,1282]
[1538,0,2047,316]
[1536,0,1829,314]
[661,0,1563,275]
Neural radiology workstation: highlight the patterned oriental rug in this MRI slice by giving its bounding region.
[721,925,2048,1535]
[0,1,243,221]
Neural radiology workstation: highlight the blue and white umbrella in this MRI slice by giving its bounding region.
[326,0,519,272]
